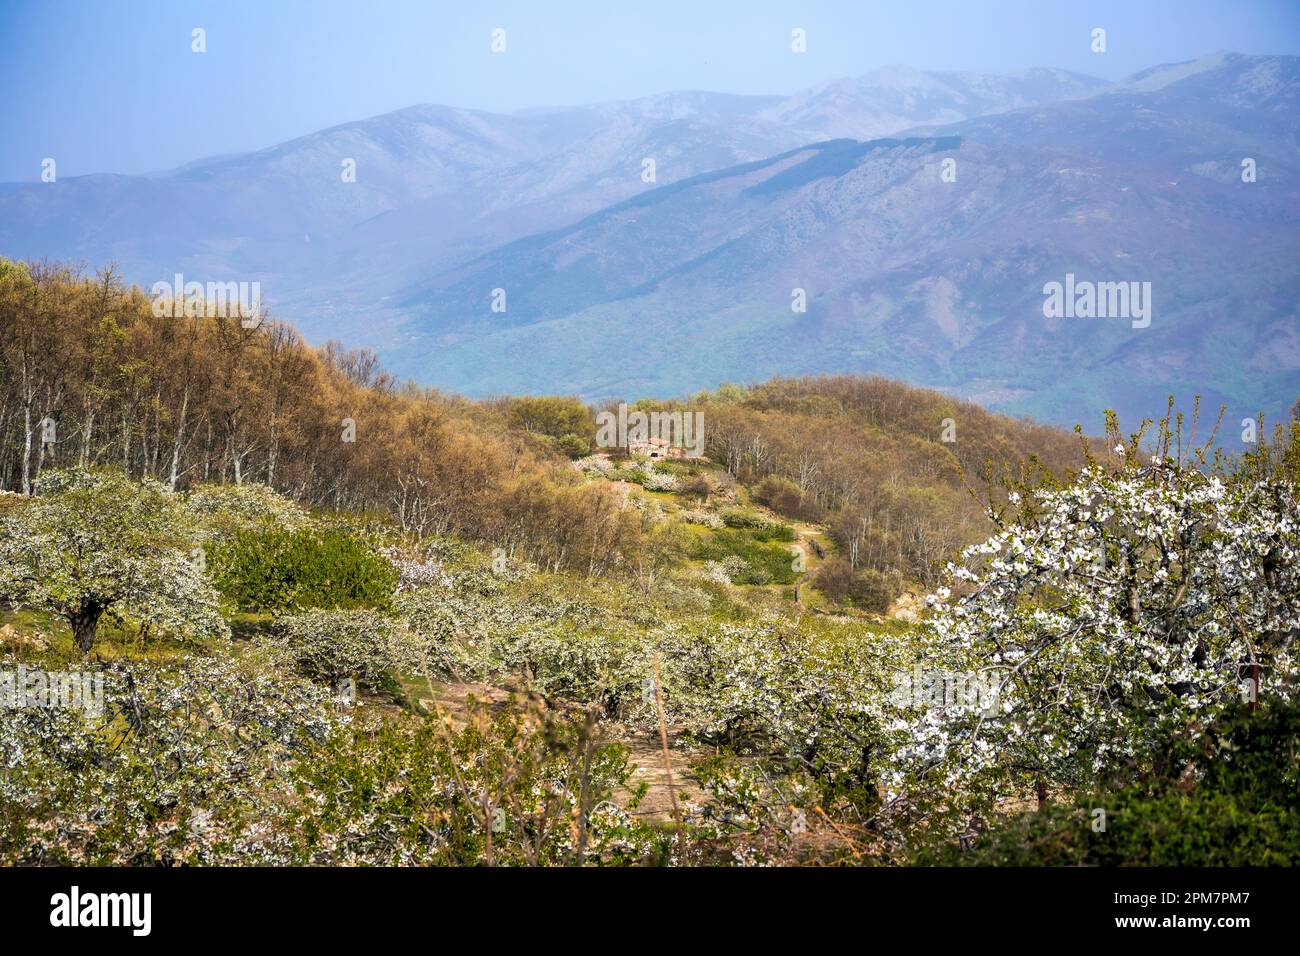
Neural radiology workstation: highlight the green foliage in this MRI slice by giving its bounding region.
[506,396,595,458]
[554,432,592,459]
[1237,416,1300,487]
[388,566,898,814]
[285,700,659,865]
[277,608,411,692]
[720,509,794,540]
[692,528,798,584]
[918,699,1300,866]
[812,558,903,612]
[512,628,649,718]
[0,257,33,285]
[208,525,398,612]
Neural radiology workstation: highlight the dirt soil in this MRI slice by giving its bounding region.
[414,677,706,820]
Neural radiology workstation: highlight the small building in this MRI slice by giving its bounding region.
[629,435,687,460]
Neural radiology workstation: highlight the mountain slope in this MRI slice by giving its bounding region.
[386,54,1300,432]
[760,65,1104,140]
[0,66,1104,342]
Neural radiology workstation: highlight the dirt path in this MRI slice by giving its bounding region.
[413,679,706,821]
[616,730,707,819]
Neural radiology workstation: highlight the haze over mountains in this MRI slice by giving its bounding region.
[3,52,1297,432]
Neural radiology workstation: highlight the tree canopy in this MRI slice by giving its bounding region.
[0,468,227,651]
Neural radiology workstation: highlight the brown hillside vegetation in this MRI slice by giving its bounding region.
[628,377,1084,585]
[0,259,1085,587]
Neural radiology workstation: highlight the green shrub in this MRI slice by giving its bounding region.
[692,530,798,585]
[208,525,398,612]
[506,396,596,446]
[554,433,591,458]
[917,699,1300,866]
[721,508,775,532]
[719,509,795,541]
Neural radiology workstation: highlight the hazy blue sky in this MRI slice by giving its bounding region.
[3,0,1298,181]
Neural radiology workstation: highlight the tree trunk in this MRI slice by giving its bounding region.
[70,601,105,654]
[168,390,188,490]
[80,409,95,468]
[21,401,32,495]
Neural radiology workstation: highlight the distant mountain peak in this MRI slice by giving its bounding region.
[1115,51,1300,97]
[854,64,942,87]
[1119,51,1238,91]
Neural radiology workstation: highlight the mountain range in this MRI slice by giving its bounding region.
[2,52,1297,433]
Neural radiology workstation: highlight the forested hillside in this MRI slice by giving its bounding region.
[0,259,1082,593]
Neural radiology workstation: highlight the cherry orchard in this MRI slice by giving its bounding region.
[888,450,1300,817]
